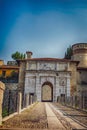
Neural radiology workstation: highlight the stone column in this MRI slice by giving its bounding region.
[30,95,33,104]
[17,92,22,114]
[34,94,37,102]
[0,82,5,125]
[26,94,29,108]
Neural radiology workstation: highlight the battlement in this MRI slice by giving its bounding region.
[72,43,87,67]
[72,43,87,55]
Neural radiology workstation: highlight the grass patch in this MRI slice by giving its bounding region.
[2,108,8,117]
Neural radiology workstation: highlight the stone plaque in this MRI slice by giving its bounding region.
[29,63,36,70]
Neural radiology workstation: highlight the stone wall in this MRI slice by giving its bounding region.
[20,59,77,101]
[77,70,87,96]
[69,62,77,96]
[28,61,69,71]
[72,43,87,67]
[5,83,18,90]
[72,43,87,96]
[72,53,87,67]
[0,82,5,125]
[24,70,71,102]
[18,61,26,93]
[77,70,87,84]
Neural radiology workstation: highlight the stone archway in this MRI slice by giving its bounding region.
[41,82,53,102]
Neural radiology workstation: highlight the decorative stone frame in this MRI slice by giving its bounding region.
[41,81,53,102]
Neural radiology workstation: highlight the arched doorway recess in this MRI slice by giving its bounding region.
[41,82,53,102]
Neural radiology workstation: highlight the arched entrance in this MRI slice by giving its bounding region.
[41,82,53,102]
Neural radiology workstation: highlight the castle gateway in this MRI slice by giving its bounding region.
[18,51,78,102]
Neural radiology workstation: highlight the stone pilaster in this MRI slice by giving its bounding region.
[55,76,59,101]
[24,76,28,94]
[30,95,33,104]
[53,84,56,102]
[0,82,5,125]
[36,76,41,101]
[18,92,22,114]
[66,75,70,97]
[37,62,39,70]
[18,62,26,93]
[26,94,29,107]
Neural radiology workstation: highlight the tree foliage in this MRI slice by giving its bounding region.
[64,45,73,59]
[11,51,25,60]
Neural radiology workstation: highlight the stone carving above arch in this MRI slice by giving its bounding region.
[39,62,55,70]
[40,76,54,86]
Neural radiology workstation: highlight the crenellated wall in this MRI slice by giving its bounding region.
[72,43,87,67]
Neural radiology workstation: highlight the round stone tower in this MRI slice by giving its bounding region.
[72,43,87,67]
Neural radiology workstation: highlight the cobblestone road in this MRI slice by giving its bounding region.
[0,102,87,129]
[1,102,47,129]
[53,103,87,127]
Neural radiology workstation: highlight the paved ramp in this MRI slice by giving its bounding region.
[49,103,87,130]
[45,103,65,129]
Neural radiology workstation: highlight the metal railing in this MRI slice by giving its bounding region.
[2,89,18,117]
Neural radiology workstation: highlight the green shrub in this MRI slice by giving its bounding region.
[2,108,8,117]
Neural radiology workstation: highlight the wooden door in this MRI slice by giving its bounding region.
[42,84,53,102]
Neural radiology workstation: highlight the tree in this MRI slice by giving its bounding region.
[11,51,25,60]
[64,45,73,59]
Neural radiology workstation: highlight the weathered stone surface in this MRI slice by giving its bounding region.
[5,83,18,90]
[18,61,26,92]
[69,62,77,96]
[18,51,81,102]
[72,43,87,67]
[17,92,22,114]
[1,102,47,128]
[0,81,5,125]
[21,60,74,102]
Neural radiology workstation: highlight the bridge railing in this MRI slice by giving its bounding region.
[21,93,36,109]
[2,92,36,116]
[58,95,87,111]
[2,89,18,117]
[2,89,36,122]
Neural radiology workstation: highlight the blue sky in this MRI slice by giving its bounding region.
[1,0,87,62]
